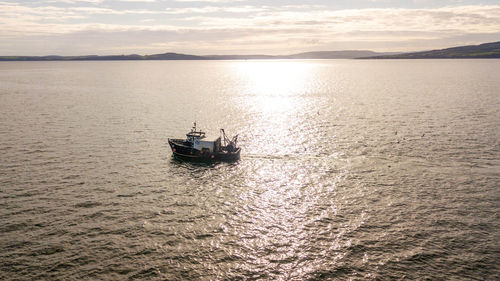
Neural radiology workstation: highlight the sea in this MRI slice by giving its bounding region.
[0,60,499,280]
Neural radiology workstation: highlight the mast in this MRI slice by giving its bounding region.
[221,128,238,149]
[221,129,229,146]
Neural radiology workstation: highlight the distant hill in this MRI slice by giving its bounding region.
[1,42,499,61]
[362,41,500,59]
[206,51,398,60]
[286,50,399,59]
[0,52,206,61]
[0,51,396,61]
[143,52,206,60]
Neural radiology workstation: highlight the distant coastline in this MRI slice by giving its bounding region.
[0,51,394,61]
[1,41,499,61]
[361,41,500,59]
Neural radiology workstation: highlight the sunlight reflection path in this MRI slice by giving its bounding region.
[230,60,330,158]
[214,60,357,279]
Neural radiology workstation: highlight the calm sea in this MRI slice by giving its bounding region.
[0,60,499,280]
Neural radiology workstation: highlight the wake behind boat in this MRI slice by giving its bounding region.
[168,123,240,162]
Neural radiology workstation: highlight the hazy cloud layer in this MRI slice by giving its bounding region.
[0,1,499,55]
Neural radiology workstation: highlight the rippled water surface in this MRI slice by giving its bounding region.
[0,60,499,280]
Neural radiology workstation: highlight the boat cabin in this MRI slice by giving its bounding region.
[191,135,221,153]
[186,124,221,153]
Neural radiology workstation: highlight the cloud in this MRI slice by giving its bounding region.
[176,5,500,37]
[164,5,266,14]
[118,0,157,2]
[0,2,499,55]
[43,0,104,3]
[174,0,247,2]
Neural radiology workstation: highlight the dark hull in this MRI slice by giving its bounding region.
[168,139,240,162]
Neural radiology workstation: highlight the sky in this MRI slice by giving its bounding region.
[1,0,499,56]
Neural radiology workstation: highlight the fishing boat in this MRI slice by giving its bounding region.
[168,123,240,162]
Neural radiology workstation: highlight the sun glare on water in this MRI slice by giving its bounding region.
[233,60,315,114]
[227,60,325,158]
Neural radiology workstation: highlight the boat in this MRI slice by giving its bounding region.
[168,123,240,162]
